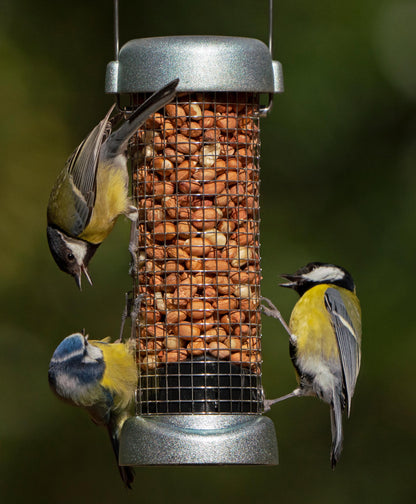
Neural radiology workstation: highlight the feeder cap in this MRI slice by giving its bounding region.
[105,35,283,94]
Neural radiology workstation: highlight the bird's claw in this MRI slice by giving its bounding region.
[125,205,139,222]
[260,296,282,319]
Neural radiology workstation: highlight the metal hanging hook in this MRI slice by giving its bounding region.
[114,0,119,61]
[269,0,273,57]
[260,0,275,117]
[113,0,130,113]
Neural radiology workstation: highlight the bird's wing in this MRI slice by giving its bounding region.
[64,105,115,227]
[324,287,362,416]
[85,386,113,426]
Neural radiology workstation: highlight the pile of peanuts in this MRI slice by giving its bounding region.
[131,92,262,376]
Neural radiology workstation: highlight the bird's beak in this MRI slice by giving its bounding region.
[82,265,93,287]
[279,273,299,289]
[75,272,82,291]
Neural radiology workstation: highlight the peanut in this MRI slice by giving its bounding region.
[132,93,261,374]
[192,168,216,181]
[153,222,176,242]
[180,121,203,138]
[174,323,201,340]
[183,102,202,118]
[208,342,230,359]
[199,143,221,167]
[186,299,214,320]
[186,338,205,356]
[158,349,188,362]
[191,208,217,230]
[202,229,226,248]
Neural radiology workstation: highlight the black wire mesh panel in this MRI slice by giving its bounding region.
[130,92,263,415]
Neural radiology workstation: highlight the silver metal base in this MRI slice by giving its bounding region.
[119,414,278,466]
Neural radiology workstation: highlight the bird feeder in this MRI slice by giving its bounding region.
[105,0,283,466]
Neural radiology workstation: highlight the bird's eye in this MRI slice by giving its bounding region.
[67,253,75,261]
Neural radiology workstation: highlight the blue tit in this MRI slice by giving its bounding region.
[48,332,138,488]
[47,78,179,289]
[262,262,362,468]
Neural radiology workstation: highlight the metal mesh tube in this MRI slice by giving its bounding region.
[129,92,263,415]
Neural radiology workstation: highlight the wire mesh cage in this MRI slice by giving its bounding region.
[130,91,262,415]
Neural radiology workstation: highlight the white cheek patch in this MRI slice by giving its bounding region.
[303,266,345,283]
[65,237,88,265]
[82,343,103,363]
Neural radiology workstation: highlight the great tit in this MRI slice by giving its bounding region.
[47,78,179,289]
[262,262,362,468]
[48,332,138,488]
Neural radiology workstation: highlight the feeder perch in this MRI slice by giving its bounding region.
[105,1,283,466]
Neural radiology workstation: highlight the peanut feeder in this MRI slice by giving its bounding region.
[106,9,283,466]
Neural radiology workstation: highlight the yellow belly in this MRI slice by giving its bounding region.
[79,165,129,244]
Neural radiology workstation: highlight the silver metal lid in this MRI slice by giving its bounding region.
[105,35,283,94]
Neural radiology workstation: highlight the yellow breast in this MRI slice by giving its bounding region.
[289,284,339,361]
[79,163,129,244]
[92,339,138,412]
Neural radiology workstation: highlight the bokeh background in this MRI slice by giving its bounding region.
[1,0,415,502]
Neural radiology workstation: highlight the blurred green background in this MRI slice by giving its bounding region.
[1,0,415,502]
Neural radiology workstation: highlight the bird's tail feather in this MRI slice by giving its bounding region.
[107,78,179,155]
[107,425,135,489]
[330,395,344,469]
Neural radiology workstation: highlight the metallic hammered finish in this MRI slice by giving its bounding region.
[105,36,283,94]
[119,415,278,465]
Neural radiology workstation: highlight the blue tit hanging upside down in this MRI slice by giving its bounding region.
[47,78,179,289]
[261,262,362,468]
[48,332,138,488]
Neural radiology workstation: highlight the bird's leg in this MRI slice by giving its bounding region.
[126,206,139,275]
[128,221,138,274]
[117,291,133,343]
[261,296,292,337]
[130,293,145,341]
[263,388,302,412]
[117,292,145,343]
